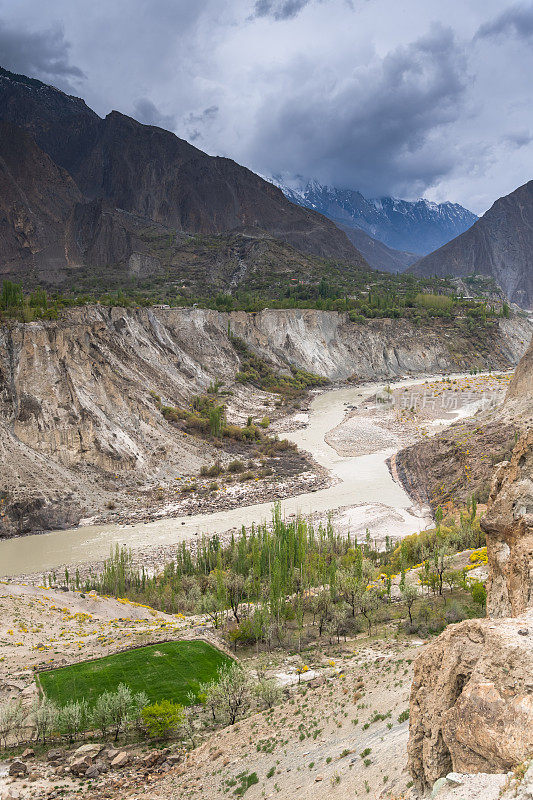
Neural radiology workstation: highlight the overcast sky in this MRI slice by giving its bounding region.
[1,0,532,213]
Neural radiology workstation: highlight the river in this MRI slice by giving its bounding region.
[0,373,488,577]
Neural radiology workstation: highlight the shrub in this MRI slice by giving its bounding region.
[223,424,243,441]
[254,678,282,710]
[227,459,246,473]
[470,581,487,608]
[141,700,185,739]
[200,461,223,477]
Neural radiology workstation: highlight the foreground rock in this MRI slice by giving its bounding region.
[408,338,533,793]
[408,608,533,791]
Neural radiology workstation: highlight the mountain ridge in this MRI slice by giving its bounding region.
[0,67,367,289]
[410,179,533,308]
[268,175,478,266]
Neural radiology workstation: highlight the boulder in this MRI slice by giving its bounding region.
[8,761,27,777]
[73,743,102,759]
[84,765,100,779]
[47,748,65,762]
[111,751,130,768]
[70,756,92,776]
[21,748,34,759]
[408,608,533,791]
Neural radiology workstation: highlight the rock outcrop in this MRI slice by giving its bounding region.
[408,608,533,791]
[482,429,533,618]
[482,335,533,618]
[408,336,533,793]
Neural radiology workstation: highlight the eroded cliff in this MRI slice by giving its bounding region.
[0,307,530,538]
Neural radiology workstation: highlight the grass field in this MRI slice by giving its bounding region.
[38,640,232,707]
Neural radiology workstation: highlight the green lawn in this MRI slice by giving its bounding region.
[38,640,232,707]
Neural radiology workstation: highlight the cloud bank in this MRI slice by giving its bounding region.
[0,0,532,213]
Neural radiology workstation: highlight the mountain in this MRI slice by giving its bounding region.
[269,176,478,262]
[335,223,418,273]
[0,67,366,289]
[410,181,533,308]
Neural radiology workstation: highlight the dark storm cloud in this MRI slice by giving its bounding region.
[251,0,314,20]
[2,0,532,212]
[249,24,468,197]
[477,3,533,40]
[133,98,176,130]
[0,21,84,87]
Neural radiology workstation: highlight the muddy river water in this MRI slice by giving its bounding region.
[0,373,491,576]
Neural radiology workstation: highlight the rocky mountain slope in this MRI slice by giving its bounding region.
[410,181,533,308]
[335,222,418,273]
[408,335,533,794]
[0,68,365,288]
[1,307,530,538]
[268,176,477,262]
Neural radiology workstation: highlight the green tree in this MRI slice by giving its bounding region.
[206,662,252,725]
[470,581,487,609]
[141,700,185,739]
[0,281,23,312]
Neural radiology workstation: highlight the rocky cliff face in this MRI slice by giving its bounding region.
[408,608,533,790]
[0,307,530,538]
[0,68,365,287]
[408,337,533,793]
[481,337,533,618]
[411,181,533,308]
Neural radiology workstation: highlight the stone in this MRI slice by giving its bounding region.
[446,772,464,786]
[103,747,119,761]
[73,743,102,759]
[142,752,160,767]
[94,759,108,774]
[315,775,323,782]
[84,765,100,779]
[431,777,447,798]
[166,754,182,765]
[21,749,34,760]
[482,427,533,619]
[70,756,92,776]
[111,752,130,768]
[8,762,27,777]
[47,748,65,762]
